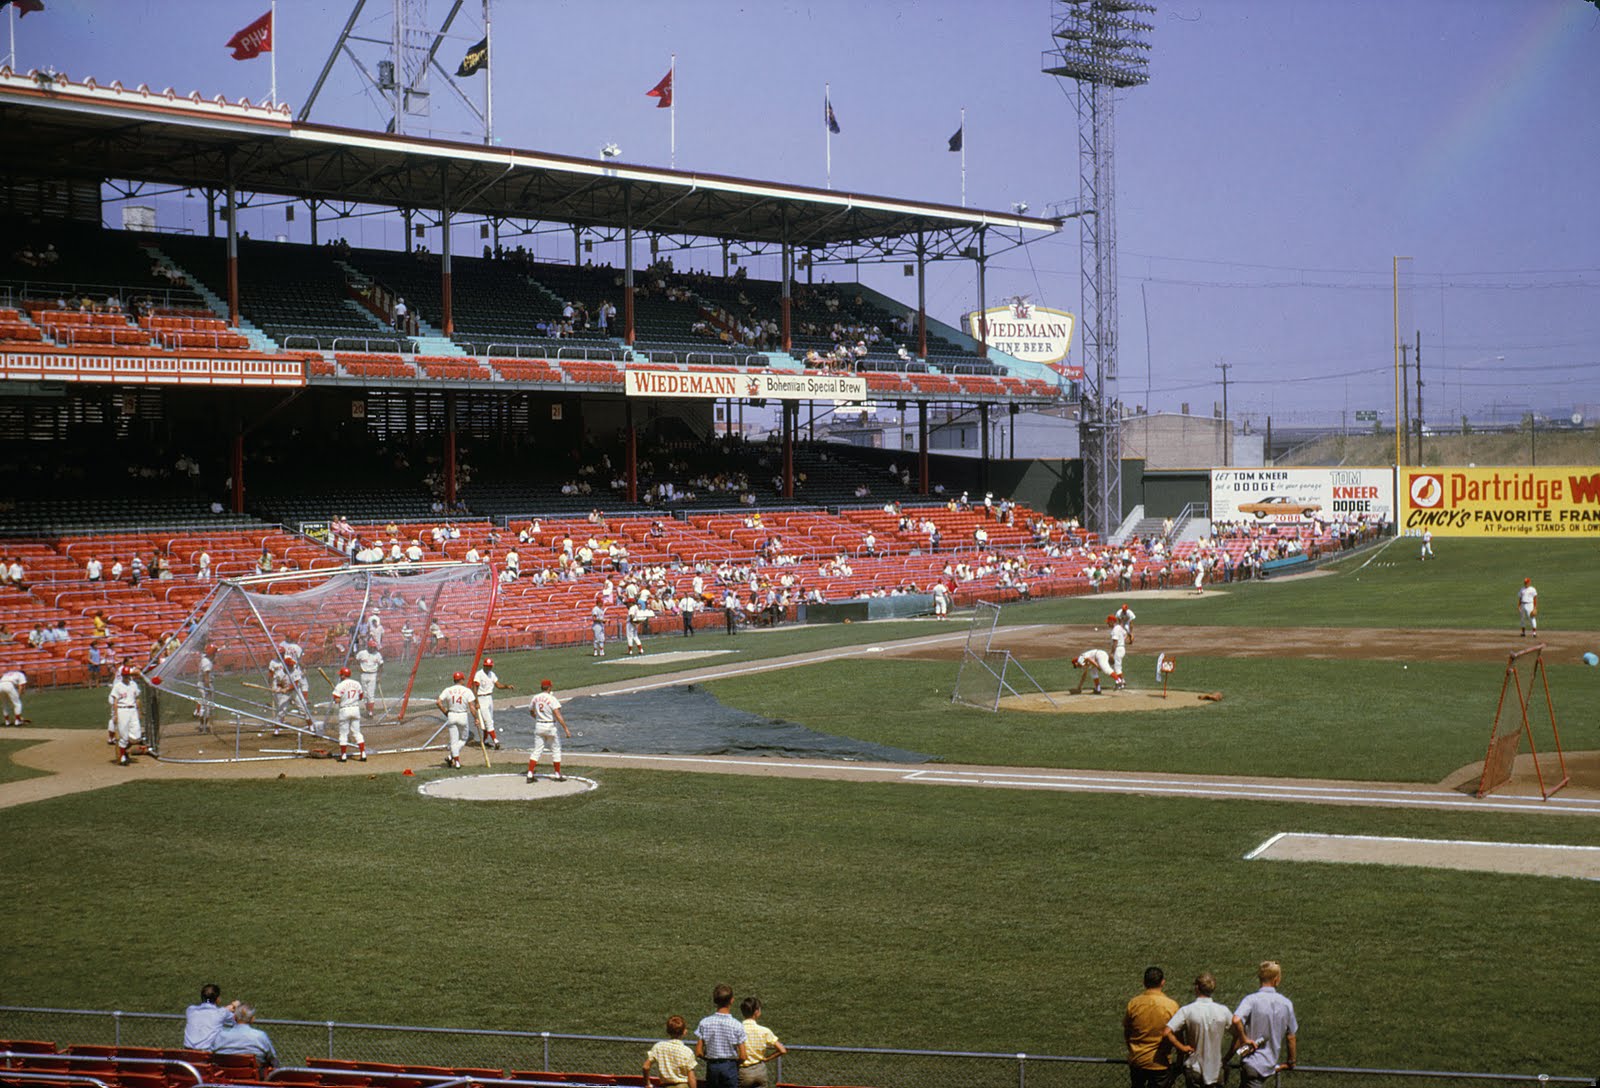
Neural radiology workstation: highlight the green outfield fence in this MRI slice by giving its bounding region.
[0,1007,1589,1088]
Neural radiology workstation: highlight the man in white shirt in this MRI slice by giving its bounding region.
[1517,577,1539,637]
[0,668,27,727]
[436,672,476,769]
[1162,972,1235,1088]
[526,679,572,783]
[471,659,511,749]
[331,667,367,762]
[109,666,143,765]
[85,556,103,582]
[354,639,384,715]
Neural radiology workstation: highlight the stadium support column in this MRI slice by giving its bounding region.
[623,184,636,346]
[918,402,930,495]
[625,399,638,503]
[444,391,458,509]
[980,403,991,492]
[781,236,793,353]
[231,419,245,515]
[308,199,319,246]
[572,225,581,267]
[783,402,795,499]
[440,173,454,336]
[916,232,928,359]
[975,227,988,358]
[224,159,239,327]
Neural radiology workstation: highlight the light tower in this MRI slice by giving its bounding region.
[1044,0,1153,539]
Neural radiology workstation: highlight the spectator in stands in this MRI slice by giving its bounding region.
[27,624,45,649]
[642,1014,698,1088]
[738,996,787,1088]
[257,549,274,575]
[182,983,239,1050]
[85,556,103,582]
[91,610,108,639]
[87,640,106,686]
[695,984,747,1088]
[1123,966,1178,1088]
[1161,972,1235,1088]
[7,556,25,591]
[1233,961,1297,1085]
[211,1003,277,1073]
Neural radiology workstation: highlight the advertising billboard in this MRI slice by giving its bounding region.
[964,299,1079,380]
[1400,466,1600,537]
[1210,467,1394,524]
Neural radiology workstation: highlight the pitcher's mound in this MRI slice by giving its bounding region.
[418,773,598,801]
[1001,689,1221,713]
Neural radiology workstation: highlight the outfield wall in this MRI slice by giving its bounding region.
[1400,465,1600,537]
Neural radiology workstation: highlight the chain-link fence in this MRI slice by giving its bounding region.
[1,1006,1589,1088]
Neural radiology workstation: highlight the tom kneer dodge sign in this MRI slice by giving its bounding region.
[624,369,867,401]
[1211,467,1394,524]
[1402,466,1600,537]
[965,299,1079,380]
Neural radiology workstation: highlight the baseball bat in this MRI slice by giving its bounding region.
[317,666,333,688]
[472,702,491,768]
[241,681,271,692]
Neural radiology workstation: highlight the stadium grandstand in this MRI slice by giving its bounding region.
[0,65,1384,691]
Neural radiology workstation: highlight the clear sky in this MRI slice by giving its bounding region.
[9,0,1598,427]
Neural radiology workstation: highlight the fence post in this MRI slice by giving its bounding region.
[113,1010,122,1046]
[327,1022,335,1058]
[1016,1052,1025,1088]
[541,1032,550,1071]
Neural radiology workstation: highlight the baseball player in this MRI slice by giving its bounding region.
[331,666,367,762]
[1517,577,1538,637]
[196,644,217,727]
[1107,614,1129,690]
[471,658,513,749]
[591,602,607,657]
[278,632,303,664]
[436,671,476,769]
[0,667,26,727]
[1419,530,1434,561]
[354,639,385,714]
[284,657,311,723]
[108,665,143,765]
[526,678,572,783]
[267,659,293,731]
[625,601,647,656]
[932,580,949,619]
[1114,602,1136,635]
[367,611,384,649]
[1072,648,1114,695]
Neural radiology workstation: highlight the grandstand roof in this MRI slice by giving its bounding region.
[0,68,1062,252]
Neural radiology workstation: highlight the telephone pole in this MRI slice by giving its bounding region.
[1399,342,1412,465]
[1215,360,1232,466]
[1414,330,1423,458]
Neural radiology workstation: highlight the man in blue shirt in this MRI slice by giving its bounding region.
[212,1003,277,1073]
[1232,961,1298,1085]
[694,984,747,1088]
[182,983,237,1050]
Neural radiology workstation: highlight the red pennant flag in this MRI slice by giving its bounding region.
[226,10,273,61]
[1,0,46,17]
[646,69,673,109]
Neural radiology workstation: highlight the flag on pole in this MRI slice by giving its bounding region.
[225,9,272,60]
[825,96,840,134]
[948,124,963,152]
[456,36,488,77]
[646,68,673,108]
[1,0,45,17]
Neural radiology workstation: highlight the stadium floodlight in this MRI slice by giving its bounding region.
[601,143,622,160]
[1012,201,1029,214]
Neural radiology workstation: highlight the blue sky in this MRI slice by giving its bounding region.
[9,0,1598,426]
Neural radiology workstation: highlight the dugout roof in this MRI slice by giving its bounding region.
[0,68,1062,254]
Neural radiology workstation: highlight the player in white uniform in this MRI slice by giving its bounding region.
[109,666,143,765]
[591,603,606,657]
[0,668,27,727]
[331,666,367,762]
[1517,577,1538,636]
[1072,648,1114,695]
[625,602,647,656]
[354,639,385,714]
[436,671,476,769]
[268,659,293,732]
[196,644,217,727]
[1419,530,1434,561]
[285,658,311,723]
[526,679,572,783]
[1114,603,1136,635]
[278,634,303,664]
[366,612,384,649]
[472,659,512,749]
[1107,614,1129,690]
[932,581,949,619]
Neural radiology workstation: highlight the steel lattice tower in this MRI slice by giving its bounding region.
[1044,0,1153,538]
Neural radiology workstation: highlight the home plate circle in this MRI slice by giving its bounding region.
[417,773,598,801]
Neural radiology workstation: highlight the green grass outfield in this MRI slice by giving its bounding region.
[3,536,1598,1078]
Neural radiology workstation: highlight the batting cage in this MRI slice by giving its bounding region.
[148,562,496,762]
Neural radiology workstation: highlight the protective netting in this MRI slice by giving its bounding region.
[149,563,494,761]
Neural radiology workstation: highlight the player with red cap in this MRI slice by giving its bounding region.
[1107,613,1129,691]
[1517,577,1539,637]
[108,664,144,765]
[527,678,572,783]
[331,666,368,762]
[471,656,513,749]
[436,671,477,768]
[355,638,385,717]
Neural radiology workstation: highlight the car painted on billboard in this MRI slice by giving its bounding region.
[1236,495,1323,519]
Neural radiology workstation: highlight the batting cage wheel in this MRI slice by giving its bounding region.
[148,562,498,762]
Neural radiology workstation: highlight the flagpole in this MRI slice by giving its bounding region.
[269,0,278,107]
[484,0,494,145]
[669,53,676,170]
[960,106,966,208]
[825,82,831,190]
[6,4,14,72]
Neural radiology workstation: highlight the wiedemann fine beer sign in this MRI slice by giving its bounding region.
[624,368,867,401]
[964,299,1079,379]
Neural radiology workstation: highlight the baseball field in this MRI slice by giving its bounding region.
[2,535,1596,1082]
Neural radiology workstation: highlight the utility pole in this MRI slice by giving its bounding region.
[1399,342,1412,465]
[1215,360,1231,466]
[1414,330,1423,460]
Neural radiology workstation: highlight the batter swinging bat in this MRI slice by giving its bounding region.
[316,666,333,688]
[241,681,271,692]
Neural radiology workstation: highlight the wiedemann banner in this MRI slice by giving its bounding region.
[625,369,867,402]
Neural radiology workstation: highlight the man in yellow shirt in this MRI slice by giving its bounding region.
[738,996,788,1088]
[643,1015,698,1088]
[1122,965,1178,1087]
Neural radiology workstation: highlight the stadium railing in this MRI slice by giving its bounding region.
[1,1008,1590,1088]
